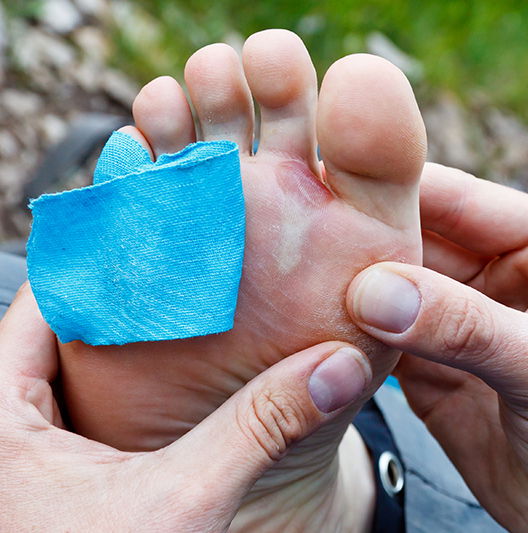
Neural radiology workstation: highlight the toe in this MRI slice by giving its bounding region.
[132,76,195,159]
[242,29,318,171]
[184,43,254,154]
[117,125,154,160]
[317,54,427,227]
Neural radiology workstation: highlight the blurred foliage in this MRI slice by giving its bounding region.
[3,0,43,19]
[109,0,528,118]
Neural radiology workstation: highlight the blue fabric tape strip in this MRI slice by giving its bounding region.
[27,131,245,345]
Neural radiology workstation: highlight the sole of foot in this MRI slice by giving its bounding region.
[59,29,425,487]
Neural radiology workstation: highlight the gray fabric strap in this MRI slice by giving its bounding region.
[374,386,506,532]
[0,251,27,319]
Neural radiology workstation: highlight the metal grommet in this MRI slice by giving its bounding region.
[378,451,404,497]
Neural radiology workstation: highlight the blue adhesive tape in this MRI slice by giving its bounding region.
[27,131,245,345]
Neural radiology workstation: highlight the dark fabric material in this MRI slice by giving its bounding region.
[374,386,506,532]
[0,251,27,319]
[355,399,405,533]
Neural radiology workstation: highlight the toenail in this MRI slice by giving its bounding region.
[353,268,421,333]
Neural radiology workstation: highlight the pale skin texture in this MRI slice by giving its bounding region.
[0,283,376,531]
[58,30,426,531]
[349,166,528,532]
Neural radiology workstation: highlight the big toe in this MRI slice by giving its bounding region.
[317,54,427,229]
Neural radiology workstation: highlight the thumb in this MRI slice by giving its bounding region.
[151,341,371,518]
[347,262,528,401]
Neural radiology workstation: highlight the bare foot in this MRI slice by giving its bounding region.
[59,30,426,531]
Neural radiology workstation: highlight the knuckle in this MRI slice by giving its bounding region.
[237,388,310,462]
[435,295,496,364]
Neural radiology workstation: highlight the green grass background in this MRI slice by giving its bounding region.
[108,0,528,118]
[6,0,528,118]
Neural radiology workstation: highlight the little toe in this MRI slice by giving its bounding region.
[184,43,254,154]
[116,125,154,160]
[242,29,318,172]
[317,54,427,228]
[132,76,195,159]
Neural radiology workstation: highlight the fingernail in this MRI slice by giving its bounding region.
[309,347,371,413]
[354,268,421,333]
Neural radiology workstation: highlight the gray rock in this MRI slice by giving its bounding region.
[10,122,40,159]
[109,1,160,49]
[0,130,18,159]
[0,0,126,242]
[101,69,138,107]
[69,59,101,92]
[73,0,108,17]
[1,89,43,116]
[366,32,423,81]
[73,26,108,62]
[0,162,22,195]
[484,108,528,169]
[483,108,528,189]
[40,0,83,34]
[12,27,77,73]
[38,114,67,146]
[423,93,482,173]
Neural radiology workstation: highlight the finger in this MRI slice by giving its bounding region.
[347,262,528,406]
[149,341,372,518]
[393,351,515,520]
[470,246,528,311]
[393,352,488,426]
[0,282,57,384]
[394,353,473,407]
[423,230,528,310]
[421,163,528,255]
[422,229,490,282]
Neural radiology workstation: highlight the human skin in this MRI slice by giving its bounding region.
[0,283,372,532]
[348,164,528,532]
[57,29,426,531]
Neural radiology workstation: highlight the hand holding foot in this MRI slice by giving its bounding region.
[348,168,528,531]
[0,284,372,531]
